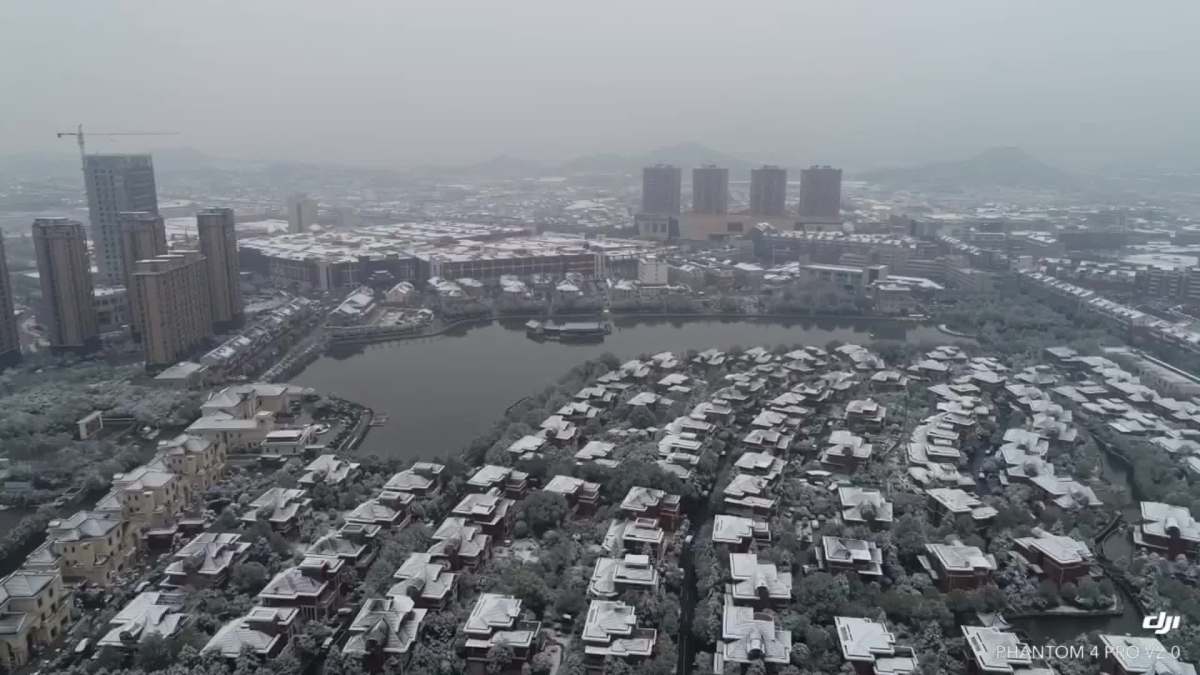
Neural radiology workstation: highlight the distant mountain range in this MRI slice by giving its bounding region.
[856,147,1078,191]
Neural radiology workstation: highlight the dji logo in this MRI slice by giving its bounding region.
[1143,612,1182,635]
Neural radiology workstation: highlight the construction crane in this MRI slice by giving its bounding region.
[55,124,179,161]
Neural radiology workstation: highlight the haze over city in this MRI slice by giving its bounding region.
[4,1,1200,169]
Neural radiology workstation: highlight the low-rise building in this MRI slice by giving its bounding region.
[384,462,445,497]
[920,543,997,591]
[727,552,791,607]
[961,626,1049,675]
[163,532,250,588]
[306,530,378,571]
[1012,528,1093,585]
[542,475,601,515]
[346,496,413,530]
[298,455,360,486]
[619,487,681,529]
[466,465,530,499]
[240,488,311,532]
[723,474,776,517]
[835,616,918,675]
[603,519,667,559]
[838,487,895,527]
[711,515,771,552]
[0,570,71,669]
[588,555,659,599]
[97,591,189,651]
[925,488,998,525]
[581,600,657,674]
[463,594,542,675]
[1134,501,1200,558]
[818,536,883,579]
[155,433,225,496]
[342,596,427,671]
[714,598,792,673]
[203,606,299,660]
[846,398,888,431]
[257,558,346,620]
[45,511,135,586]
[821,430,873,472]
[389,552,459,609]
[451,492,515,538]
[1098,634,1197,675]
[429,518,492,571]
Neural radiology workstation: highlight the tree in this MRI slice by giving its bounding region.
[519,491,569,537]
[486,644,515,675]
[231,561,268,593]
[136,632,175,671]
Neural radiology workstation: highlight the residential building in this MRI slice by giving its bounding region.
[0,570,71,669]
[619,486,681,529]
[299,455,361,487]
[818,536,883,579]
[921,543,997,591]
[463,594,542,675]
[961,626,1046,675]
[723,474,776,517]
[835,616,918,675]
[798,165,842,223]
[257,558,346,620]
[846,398,887,431]
[839,487,895,527]
[692,166,729,215]
[342,597,427,671]
[750,165,787,217]
[389,552,459,609]
[603,518,666,559]
[1012,528,1093,585]
[285,193,318,234]
[33,218,98,351]
[100,462,184,533]
[203,606,299,660]
[925,488,999,525]
[83,154,158,285]
[1098,635,1197,675]
[97,591,188,651]
[240,488,311,532]
[44,511,135,586]
[429,518,492,571]
[347,496,413,530]
[711,514,771,552]
[163,532,250,588]
[119,211,167,339]
[467,465,530,499]
[588,555,659,599]
[196,207,244,327]
[0,236,21,366]
[714,599,792,673]
[384,462,445,497]
[542,475,601,514]
[155,433,225,495]
[820,430,873,473]
[727,552,791,607]
[642,165,682,215]
[581,601,657,675]
[1134,501,1200,558]
[451,492,514,538]
[131,251,213,368]
[306,530,379,571]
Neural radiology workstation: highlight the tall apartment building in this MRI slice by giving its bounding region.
[119,212,168,340]
[692,165,729,215]
[83,155,158,285]
[641,165,682,215]
[286,194,318,234]
[32,218,99,351]
[0,236,20,367]
[132,252,213,368]
[750,165,788,217]
[798,165,842,222]
[196,208,244,327]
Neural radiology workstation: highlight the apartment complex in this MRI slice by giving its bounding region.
[119,211,168,340]
[750,165,788,217]
[641,165,682,215]
[692,165,729,215]
[83,154,158,285]
[32,218,99,351]
[0,235,21,366]
[132,252,214,368]
[798,165,842,223]
[196,208,244,327]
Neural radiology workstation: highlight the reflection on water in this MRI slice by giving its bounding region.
[295,317,957,460]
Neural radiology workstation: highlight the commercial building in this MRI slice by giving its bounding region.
[798,165,842,223]
[32,218,99,351]
[131,251,214,368]
[692,165,729,215]
[750,165,787,217]
[83,154,159,285]
[641,165,682,215]
[0,236,21,366]
[119,211,168,339]
[196,208,244,327]
[285,193,318,234]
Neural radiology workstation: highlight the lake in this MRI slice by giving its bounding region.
[291,316,959,460]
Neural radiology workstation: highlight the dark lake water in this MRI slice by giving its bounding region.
[292,316,959,460]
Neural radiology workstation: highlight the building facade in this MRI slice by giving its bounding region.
[196,208,244,327]
[132,251,214,368]
[0,236,21,366]
[83,154,158,285]
[285,194,318,234]
[798,165,842,223]
[32,218,99,351]
[692,166,729,215]
[750,165,788,217]
[119,211,168,339]
[641,165,682,215]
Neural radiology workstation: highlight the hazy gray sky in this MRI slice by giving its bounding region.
[3,1,1198,169]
